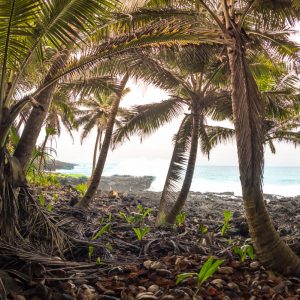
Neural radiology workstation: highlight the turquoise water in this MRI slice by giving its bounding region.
[58,162,300,196]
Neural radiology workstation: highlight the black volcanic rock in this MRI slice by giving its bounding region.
[45,160,78,171]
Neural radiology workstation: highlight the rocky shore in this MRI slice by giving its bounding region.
[57,174,155,192]
[45,160,78,170]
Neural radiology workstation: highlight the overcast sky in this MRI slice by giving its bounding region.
[52,27,300,167]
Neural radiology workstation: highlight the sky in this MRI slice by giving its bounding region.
[50,28,300,168]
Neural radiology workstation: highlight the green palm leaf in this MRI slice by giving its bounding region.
[113,98,184,146]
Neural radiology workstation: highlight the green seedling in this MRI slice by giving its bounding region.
[135,204,153,222]
[87,245,94,260]
[75,183,87,196]
[133,226,150,241]
[106,242,113,251]
[53,193,59,201]
[46,204,52,212]
[221,210,232,236]
[198,224,208,234]
[119,211,133,224]
[99,213,112,226]
[96,257,103,266]
[176,257,224,298]
[176,211,186,227]
[38,193,52,211]
[39,193,46,206]
[233,243,255,262]
[92,223,111,240]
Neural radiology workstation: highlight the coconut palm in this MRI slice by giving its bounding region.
[12,4,209,172]
[75,87,130,172]
[142,0,300,273]
[0,0,122,245]
[113,46,233,225]
[77,74,129,208]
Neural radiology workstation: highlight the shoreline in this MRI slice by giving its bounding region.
[54,172,300,198]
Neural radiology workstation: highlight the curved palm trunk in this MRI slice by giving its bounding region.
[156,116,190,226]
[38,133,50,171]
[92,127,101,172]
[13,51,69,171]
[227,27,300,273]
[166,106,200,224]
[78,74,129,208]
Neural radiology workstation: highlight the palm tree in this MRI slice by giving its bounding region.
[76,87,130,172]
[77,74,129,208]
[0,0,121,244]
[113,46,233,224]
[12,3,207,172]
[144,0,300,274]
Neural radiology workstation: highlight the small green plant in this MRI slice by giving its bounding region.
[176,211,186,227]
[233,242,255,262]
[135,204,152,222]
[38,193,52,212]
[221,210,232,236]
[92,223,111,240]
[106,242,113,251]
[119,211,133,224]
[176,257,224,297]
[46,203,52,212]
[75,183,88,196]
[133,226,150,241]
[87,245,94,260]
[39,193,46,206]
[99,213,112,226]
[198,224,208,234]
[53,193,59,201]
[96,257,103,266]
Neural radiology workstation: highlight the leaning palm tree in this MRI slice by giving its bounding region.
[113,46,233,225]
[144,0,300,273]
[0,0,121,246]
[76,88,130,172]
[13,3,207,173]
[77,74,129,207]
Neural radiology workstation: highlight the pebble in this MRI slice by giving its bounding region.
[156,269,172,277]
[136,292,157,300]
[177,287,194,296]
[143,260,164,270]
[273,282,286,294]
[147,285,159,293]
[227,282,240,292]
[13,296,26,300]
[218,266,234,274]
[250,261,260,270]
[211,278,226,288]
[261,285,270,293]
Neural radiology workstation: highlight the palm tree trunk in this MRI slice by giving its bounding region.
[38,133,50,172]
[78,74,129,208]
[13,51,69,171]
[92,127,101,172]
[165,106,200,224]
[227,27,300,273]
[156,116,190,226]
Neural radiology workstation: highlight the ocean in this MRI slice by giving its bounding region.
[57,160,300,197]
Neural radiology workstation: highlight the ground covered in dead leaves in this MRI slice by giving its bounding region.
[3,185,300,300]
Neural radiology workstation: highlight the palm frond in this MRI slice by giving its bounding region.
[113,98,184,146]
[201,125,235,155]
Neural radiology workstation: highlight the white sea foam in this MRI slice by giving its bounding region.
[58,158,300,197]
